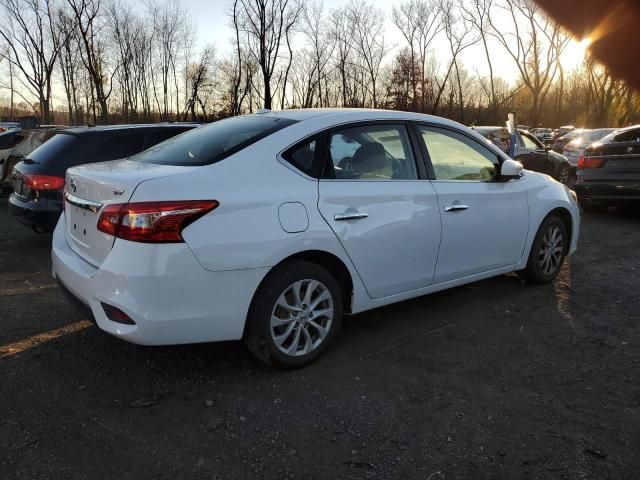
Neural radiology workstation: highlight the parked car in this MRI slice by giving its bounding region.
[0,122,21,132]
[0,129,28,195]
[0,127,67,196]
[575,124,640,211]
[551,129,588,153]
[51,109,580,367]
[531,128,554,145]
[562,128,616,166]
[474,126,573,184]
[9,123,199,233]
[555,125,576,139]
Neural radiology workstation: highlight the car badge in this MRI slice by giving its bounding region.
[70,176,77,192]
[113,188,124,196]
[627,146,633,153]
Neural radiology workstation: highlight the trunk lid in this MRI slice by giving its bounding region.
[64,159,200,267]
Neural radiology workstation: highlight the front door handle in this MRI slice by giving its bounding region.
[444,204,469,212]
[334,212,369,221]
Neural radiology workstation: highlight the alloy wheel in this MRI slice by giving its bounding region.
[538,226,564,275]
[270,279,334,357]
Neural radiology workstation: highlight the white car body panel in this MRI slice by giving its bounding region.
[52,109,580,346]
[318,179,441,298]
[430,179,530,283]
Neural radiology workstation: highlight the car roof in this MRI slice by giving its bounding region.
[260,108,468,129]
[63,123,201,135]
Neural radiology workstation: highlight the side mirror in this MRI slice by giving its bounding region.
[544,145,551,152]
[500,159,523,180]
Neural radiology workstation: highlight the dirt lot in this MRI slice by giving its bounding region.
[1,198,639,480]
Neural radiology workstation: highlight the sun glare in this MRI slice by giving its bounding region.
[561,37,592,70]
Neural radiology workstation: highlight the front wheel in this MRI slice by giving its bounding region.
[244,261,343,368]
[518,216,568,284]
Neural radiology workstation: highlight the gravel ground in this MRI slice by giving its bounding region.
[1,198,639,479]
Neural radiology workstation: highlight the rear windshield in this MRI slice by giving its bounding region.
[26,133,75,164]
[133,115,296,166]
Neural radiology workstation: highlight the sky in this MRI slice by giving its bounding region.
[177,0,589,85]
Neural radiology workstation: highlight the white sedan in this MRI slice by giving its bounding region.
[52,109,580,367]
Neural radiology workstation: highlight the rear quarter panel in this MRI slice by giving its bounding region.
[128,134,370,304]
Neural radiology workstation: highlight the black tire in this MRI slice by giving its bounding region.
[244,261,343,368]
[518,216,568,284]
[580,201,608,213]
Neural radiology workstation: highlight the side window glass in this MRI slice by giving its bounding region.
[327,124,417,180]
[419,126,497,181]
[521,132,539,149]
[614,129,640,143]
[283,138,317,176]
[93,134,145,162]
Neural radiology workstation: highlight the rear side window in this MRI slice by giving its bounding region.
[134,116,296,166]
[91,133,145,162]
[26,133,76,164]
[613,128,640,143]
[283,138,318,177]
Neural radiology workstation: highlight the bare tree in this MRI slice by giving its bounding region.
[233,0,303,110]
[184,46,214,120]
[488,0,568,125]
[392,0,442,111]
[0,0,65,123]
[66,0,115,123]
[347,1,389,108]
[460,0,499,121]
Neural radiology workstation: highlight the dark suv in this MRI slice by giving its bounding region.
[575,124,640,211]
[9,124,199,233]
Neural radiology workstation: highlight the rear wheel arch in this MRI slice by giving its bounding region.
[244,250,354,336]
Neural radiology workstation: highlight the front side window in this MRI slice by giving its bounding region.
[325,124,418,180]
[521,131,542,150]
[134,116,296,166]
[418,126,497,181]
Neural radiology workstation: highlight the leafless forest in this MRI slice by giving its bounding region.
[1,0,638,127]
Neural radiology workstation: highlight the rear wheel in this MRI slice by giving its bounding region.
[518,216,567,284]
[244,261,343,367]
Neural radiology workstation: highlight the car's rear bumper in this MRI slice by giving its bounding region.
[51,215,270,346]
[9,193,61,232]
[574,180,640,203]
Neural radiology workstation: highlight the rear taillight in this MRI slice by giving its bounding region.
[577,156,604,169]
[97,200,218,243]
[23,174,65,190]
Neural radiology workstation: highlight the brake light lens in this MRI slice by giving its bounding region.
[577,156,604,169]
[97,200,218,243]
[23,174,65,190]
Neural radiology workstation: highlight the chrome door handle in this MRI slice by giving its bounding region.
[334,212,369,221]
[444,204,469,212]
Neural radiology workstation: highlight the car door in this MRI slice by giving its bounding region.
[415,124,530,284]
[515,130,553,175]
[317,122,441,299]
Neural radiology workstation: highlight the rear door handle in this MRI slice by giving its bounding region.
[334,212,369,221]
[444,204,469,212]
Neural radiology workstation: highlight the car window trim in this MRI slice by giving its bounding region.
[414,122,505,183]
